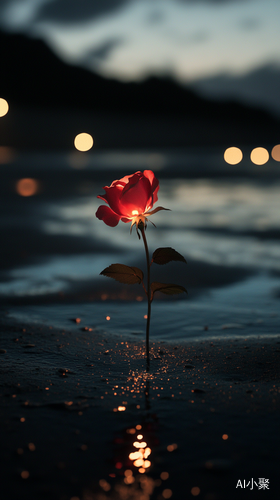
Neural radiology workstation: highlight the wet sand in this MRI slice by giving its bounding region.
[1,312,280,500]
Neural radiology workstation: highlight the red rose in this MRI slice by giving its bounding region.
[96,170,160,228]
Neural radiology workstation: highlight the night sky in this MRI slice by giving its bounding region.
[1,0,280,115]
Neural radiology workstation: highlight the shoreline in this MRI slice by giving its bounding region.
[1,313,280,499]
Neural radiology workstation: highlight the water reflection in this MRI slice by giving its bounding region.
[93,372,172,500]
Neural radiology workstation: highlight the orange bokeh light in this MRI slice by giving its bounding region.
[191,486,200,496]
[0,146,14,164]
[161,472,169,480]
[162,489,173,499]
[16,178,39,197]
[271,144,280,162]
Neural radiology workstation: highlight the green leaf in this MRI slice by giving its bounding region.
[151,282,188,296]
[152,247,187,265]
[100,264,144,285]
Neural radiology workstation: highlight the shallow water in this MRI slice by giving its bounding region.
[8,272,280,343]
[2,149,280,342]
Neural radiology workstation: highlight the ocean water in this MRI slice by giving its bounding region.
[1,148,280,341]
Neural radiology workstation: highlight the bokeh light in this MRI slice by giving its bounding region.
[74,132,94,152]
[161,472,169,480]
[271,144,280,162]
[20,471,30,479]
[0,146,14,164]
[191,486,200,496]
[250,147,269,165]
[162,489,173,499]
[224,147,243,165]
[16,178,39,197]
[0,98,9,117]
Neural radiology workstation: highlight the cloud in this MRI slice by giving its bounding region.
[238,17,261,31]
[84,38,125,64]
[177,0,251,3]
[35,0,131,24]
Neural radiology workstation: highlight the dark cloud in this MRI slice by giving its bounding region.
[35,0,131,24]
[85,38,124,64]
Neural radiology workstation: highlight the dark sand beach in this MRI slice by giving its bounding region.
[1,311,280,500]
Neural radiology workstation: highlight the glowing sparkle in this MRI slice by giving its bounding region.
[129,451,142,460]
[133,441,147,448]
[117,406,126,412]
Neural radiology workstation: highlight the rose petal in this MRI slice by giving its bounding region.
[114,172,139,186]
[95,206,122,227]
[97,193,109,204]
[143,170,159,206]
[102,184,127,216]
[120,175,151,215]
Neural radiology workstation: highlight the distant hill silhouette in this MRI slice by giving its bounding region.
[191,63,280,118]
[1,30,279,149]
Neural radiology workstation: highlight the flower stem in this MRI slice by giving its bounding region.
[140,225,151,371]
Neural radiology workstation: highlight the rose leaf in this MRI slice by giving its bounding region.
[151,282,188,297]
[100,264,143,285]
[152,247,187,265]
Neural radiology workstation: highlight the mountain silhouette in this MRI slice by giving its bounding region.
[190,63,280,118]
[1,30,279,149]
